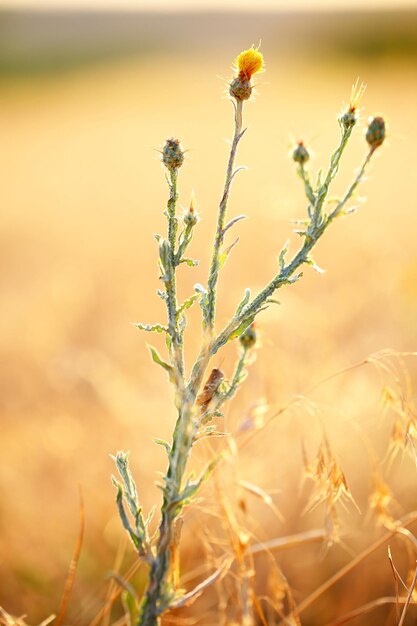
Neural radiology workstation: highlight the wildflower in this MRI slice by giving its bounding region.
[292,141,310,165]
[340,80,366,130]
[229,46,264,102]
[366,116,386,152]
[234,46,264,81]
[162,138,184,171]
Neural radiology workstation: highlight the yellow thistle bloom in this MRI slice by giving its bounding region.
[234,46,264,81]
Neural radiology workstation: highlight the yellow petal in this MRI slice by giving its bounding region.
[235,46,265,81]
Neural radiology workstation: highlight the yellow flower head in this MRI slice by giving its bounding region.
[234,46,264,81]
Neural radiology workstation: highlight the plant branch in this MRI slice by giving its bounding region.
[205,99,245,332]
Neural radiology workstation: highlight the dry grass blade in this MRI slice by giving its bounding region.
[168,558,233,610]
[87,560,142,626]
[101,536,128,626]
[388,546,401,624]
[284,512,417,622]
[323,596,415,626]
[398,562,417,626]
[55,487,85,626]
[249,529,326,556]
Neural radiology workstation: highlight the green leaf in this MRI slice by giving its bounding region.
[227,316,255,343]
[122,589,139,625]
[179,257,199,267]
[218,237,239,271]
[278,240,289,271]
[134,322,168,334]
[153,438,171,454]
[148,346,175,383]
[235,288,250,316]
[177,293,200,316]
[178,457,221,505]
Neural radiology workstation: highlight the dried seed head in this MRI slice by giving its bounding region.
[162,138,184,171]
[239,323,257,349]
[292,141,310,165]
[366,116,386,152]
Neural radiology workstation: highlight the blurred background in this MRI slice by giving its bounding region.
[1,0,417,624]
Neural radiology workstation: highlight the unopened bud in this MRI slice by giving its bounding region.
[239,323,257,349]
[366,116,385,152]
[184,193,199,227]
[162,138,184,171]
[293,141,310,165]
[229,76,252,101]
[340,107,358,131]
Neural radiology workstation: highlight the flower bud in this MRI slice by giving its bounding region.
[162,138,184,171]
[239,323,257,349]
[366,116,385,152]
[293,141,310,165]
[184,211,198,229]
[340,107,358,131]
[229,76,252,101]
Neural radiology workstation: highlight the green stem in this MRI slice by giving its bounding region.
[165,170,184,378]
[328,149,373,222]
[221,346,248,403]
[138,390,199,626]
[205,99,244,332]
[299,163,315,206]
[211,126,361,355]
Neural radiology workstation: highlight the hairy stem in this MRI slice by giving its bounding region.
[205,99,244,332]
[138,387,200,626]
[165,170,184,378]
[211,126,369,354]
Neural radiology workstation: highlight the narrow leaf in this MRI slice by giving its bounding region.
[134,322,168,334]
[223,214,247,234]
[218,237,239,271]
[235,288,251,316]
[148,346,175,383]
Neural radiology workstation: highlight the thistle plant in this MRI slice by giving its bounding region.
[112,47,385,626]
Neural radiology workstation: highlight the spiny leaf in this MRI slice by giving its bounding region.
[179,257,199,267]
[177,293,200,316]
[134,322,168,334]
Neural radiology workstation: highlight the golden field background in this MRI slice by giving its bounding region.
[1,8,417,624]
